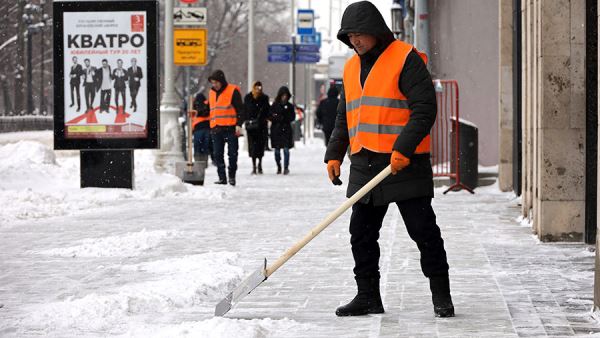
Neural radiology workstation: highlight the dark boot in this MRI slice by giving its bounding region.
[228,175,236,186]
[283,167,289,175]
[429,275,455,317]
[276,163,282,174]
[214,178,227,185]
[251,158,257,175]
[257,161,263,174]
[335,278,384,316]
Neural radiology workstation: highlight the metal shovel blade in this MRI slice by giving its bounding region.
[214,259,267,316]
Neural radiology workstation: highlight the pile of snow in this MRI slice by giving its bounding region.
[121,317,313,338]
[0,141,226,226]
[20,252,247,334]
[31,229,180,257]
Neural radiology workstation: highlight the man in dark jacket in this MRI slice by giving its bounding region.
[207,70,245,186]
[325,1,454,318]
[316,85,339,145]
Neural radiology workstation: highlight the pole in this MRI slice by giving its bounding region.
[26,28,33,115]
[248,0,255,92]
[292,35,296,108]
[155,0,183,172]
[40,1,46,115]
[289,0,295,92]
[414,0,430,57]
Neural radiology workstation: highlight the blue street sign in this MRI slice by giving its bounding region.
[300,33,321,48]
[295,53,320,63]
[295,43,319,53]
[268,54,293,63]
[297,9,315,35]
[268,43,293,53]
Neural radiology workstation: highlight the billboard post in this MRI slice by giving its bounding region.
[53,1,159,188]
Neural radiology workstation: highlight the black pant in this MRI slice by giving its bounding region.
[114,88,126,113]
[130,85,139,108]
[70,82,80,109]
[84,84,95,111]
[211,127,238,180]
[100,89,111,112]
[349,197,449,279]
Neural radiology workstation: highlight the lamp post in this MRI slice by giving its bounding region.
[391,0,404,40]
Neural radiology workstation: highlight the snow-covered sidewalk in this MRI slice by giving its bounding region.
[0,132,599,337]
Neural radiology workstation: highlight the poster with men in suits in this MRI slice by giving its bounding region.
[62,10,148,140]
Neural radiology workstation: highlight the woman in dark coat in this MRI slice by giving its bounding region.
[243,81,270,174]
[268,86,295,175]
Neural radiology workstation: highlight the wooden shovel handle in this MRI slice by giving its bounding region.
[265,165,392,277]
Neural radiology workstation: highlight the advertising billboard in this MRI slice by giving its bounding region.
[53,1,159,150]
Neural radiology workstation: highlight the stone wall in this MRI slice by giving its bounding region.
[520,0,586,241]
[498,0,514,192]
[0,116,53,133]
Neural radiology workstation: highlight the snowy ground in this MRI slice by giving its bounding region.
[0,131,599,337]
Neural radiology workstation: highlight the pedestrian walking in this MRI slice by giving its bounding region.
[207,70,245,186]
[316,85,339,146]
[325,1,454,318]
[268,86,295,175]
[191,91,211,161]
[244,81,270,175]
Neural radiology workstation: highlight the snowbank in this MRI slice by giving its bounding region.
[0,141,226,227]
[31,229,180,257]
[19,252,247,334]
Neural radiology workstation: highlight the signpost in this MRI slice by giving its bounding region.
[174,28,207,66]
[297,9,315,35]
[173,7,206,26]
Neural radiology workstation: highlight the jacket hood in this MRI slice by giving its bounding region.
[337,1,395,49]
[274,86,292,104]
[208,69,228,87]
[327,86,339,98]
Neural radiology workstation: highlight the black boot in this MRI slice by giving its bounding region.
[257,161,263,174]
[228,175,236,186]
[214,178,227,185]
[251,159,257,175]
[283,167,289,175]
[429,275,455,317]
[335,278,384,316]
[276,163,282,174]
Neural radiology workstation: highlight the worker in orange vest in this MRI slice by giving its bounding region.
[325,1,454,318]
[208,70,245,186]
[189,91,210,162]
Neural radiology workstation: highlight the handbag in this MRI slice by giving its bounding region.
[245,118,260,131]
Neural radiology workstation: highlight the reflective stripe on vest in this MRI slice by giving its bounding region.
[209,84,239,128]
[343,40,431,155]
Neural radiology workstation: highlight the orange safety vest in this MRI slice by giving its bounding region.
[209,84,240,128]
[192,99,210,129]
[343,40,431,155]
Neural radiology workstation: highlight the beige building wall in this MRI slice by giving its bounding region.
[498,0,513,192]
[428,0,499,166]
[518,0,586,241]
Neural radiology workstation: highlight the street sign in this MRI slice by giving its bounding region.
[300,32,321,47]
[297,9,315,35]
[295,53,320,63]
[174,7,206,26]
[174,28,207,65]
[295,43,319,53]
[268,54,293,63]
[268,43,293,53]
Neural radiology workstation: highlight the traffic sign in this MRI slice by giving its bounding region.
[297,9,315,35]
[174,28,207,65]
[174,7,206,26]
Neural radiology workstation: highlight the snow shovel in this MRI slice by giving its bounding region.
[215,165,393,316]
[176,95,206,185]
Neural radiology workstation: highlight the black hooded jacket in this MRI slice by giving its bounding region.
[325,1,437,206]
[316,86,340,133]
[208,69,245,128]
